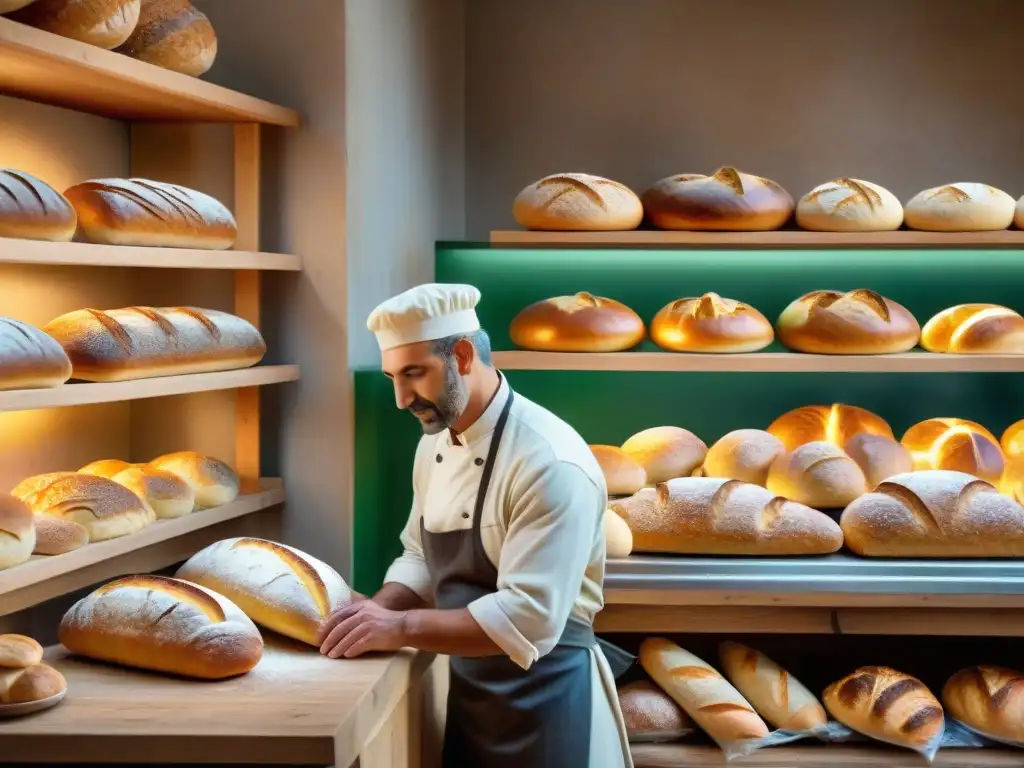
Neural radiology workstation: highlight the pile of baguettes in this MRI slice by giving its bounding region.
[510,289,1024,355]
[0,0,218,77]
[0,451,240,572]
[597,403,1024,559]
[620,637,1024,752]
[513,169,1024,233]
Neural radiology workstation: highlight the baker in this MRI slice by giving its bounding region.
[317,283,633,767]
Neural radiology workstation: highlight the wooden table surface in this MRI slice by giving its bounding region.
[0,638,436,766]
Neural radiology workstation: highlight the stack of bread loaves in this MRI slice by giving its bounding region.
[0,634,67,710]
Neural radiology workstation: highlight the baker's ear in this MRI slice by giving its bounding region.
[453,337,476,374]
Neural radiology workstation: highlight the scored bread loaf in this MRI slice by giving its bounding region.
[942,666,1024,743]
[0,635,44,669]
[639,637,770,744]
[0,316,73,391]
[901,417,1004,483]
[509,293,646,352]
[842,433,914,488]
[766,441,868,509]
[824,666,944,750]
[775,289,921,355]
[112,465,195,519]
[617,680,696,743]
[702,429,785,486]
[904,183,1015,232]
[591,445,647,496]
[44,306,266,382]
[19,472,153,542]
[840,469,1024,556]
[796,178,904,232]
[512,173,643,231]
[8,0,141,48]
[650,293,774,353]
[621,427,708,484]
[603,508,633,558]
[610,477,843,555]
[0,169,77,242]
[147,451,239,508]
[63,178,237,249]
[767,403,893,452]
[175,537,352,646]
[0,663,66,704]
[719,641,827,731]
[920,304,1024,354]
[642,168,794,231]
[0,495,35,570]
[59,574,263,679]
[115,0,217,76]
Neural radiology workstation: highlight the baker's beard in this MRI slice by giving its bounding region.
[407,360,469,435]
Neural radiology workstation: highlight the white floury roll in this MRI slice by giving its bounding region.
[904,182,1015,231]
[796,178,903,232]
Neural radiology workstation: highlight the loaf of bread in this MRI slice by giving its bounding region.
[766,441,868,509]
[824,666,944,750]
[842,433,914,488]
[512,173,643,231]
[702,429,785,486]
[9,471,73,500]
[33,516,89,555]
[905,183,1015,232]
[63,178,237,249]
[78,458,135,479]
[0,169,77,242]
[776,289,921,355]
[18,472,153,542]
[603,508,633,558]
[920,304,1024,354]
[639,638,769,744]
[8,0,141,48]
[621,427,708,484]
[175,537,351,645]
[44,306,266,382]
[509,293,646,352]
[650,293,774,353]
[0,1,39,12]
[901,417,1004,484]
[618,680,696,742]
[591,445,646,496]
[1001,419,1024,458]
[0,664,66,704]
[942,666,1024,743]
[147,451,239,508]
[796,178,904,232]
[60,574,263,679]
[719,641,827,731]
[840,469,1024,556]
[642,168,794,231]
[112,466,195,519]
[999,456,1024,506]
[611,477,843,555]
[0,635,43,669]
[0,495,35,570]
[0,316,73,391]
[116,0,216,76]
[767,403,893,452]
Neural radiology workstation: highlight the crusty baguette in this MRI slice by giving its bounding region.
[112,465,195,519]
[618,680,696,742]
[824,666,944,749]
[901,417,1004,484]
[512,173,643,231]
[0,316,73,391]
[175,537,352,646]
[642,168,794,231]
[942,666,1024,743]
[610,477,843,556]
[840,469,1024,557]
[766,441,868,509]
[776,289,920,355]
[8,0,141,49]
[904,183,1015,232]
[796,178,903,232]
[702,429,785,486]
[0,169,77,242]
[767,403,894,452]
[621,426,708,485]
[719,641,827,731]
[920,304,1024,354]
[639,637,769,744]
[147,450,239,508]
[0,495,35,570]
[115,0,217,76]
[0,663,66,704]
[603,508,633,558]
[18,472,154,542]
[650,293,774,353]
[43,306,265,382]
[0,635,43,669]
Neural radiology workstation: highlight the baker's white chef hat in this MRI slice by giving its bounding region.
[367,283,482,352]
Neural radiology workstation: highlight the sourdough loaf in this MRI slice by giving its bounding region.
[0,495,35,570]
[920,304,1024,354]
[621,427,708,485]
[776,289,921,355]
[905,183,1015,232]
[796,178,903,232]
[590,445,646,496]
[0,635,43,669]
[0,169,77,242]
[642,168,794,231]
[0,316,73,391]
[617,680,696,742]
[901,417,1004,483]
[603,509,633,558]
[509,293,646,352]
[942,666,1024,743]
[147,451,239,508]
[512,173,643,231]
[18,472,153,542]
[112,465,195,518]
[0,664,66,704]
[116,0,217,76]
[8,0,141,48]
[767,403,893,452]
[766,441,868,509]
[650,293,774,353]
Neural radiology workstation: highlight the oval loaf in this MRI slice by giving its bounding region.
[0,169,77,242]
[942,666,1024,744]
[512,173,643,231]
[617,680,696,743]
[650,293,774,353]
[0,316,73,391]
[19,472,154,542]
[147,450,240,508]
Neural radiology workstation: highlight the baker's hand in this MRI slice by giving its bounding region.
[317,599,409,659]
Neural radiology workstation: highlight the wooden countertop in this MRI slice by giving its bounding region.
[0,638,437,765]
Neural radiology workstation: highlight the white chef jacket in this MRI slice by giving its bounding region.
[384,373,632,768]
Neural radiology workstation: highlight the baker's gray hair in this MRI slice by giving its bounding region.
[433,329,493,366]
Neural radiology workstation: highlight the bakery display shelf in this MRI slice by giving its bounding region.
[630,743,1022,767]
[0,237,302,271]
[0,364,300,413]
[0,478,284,617]
[0,18,300,126]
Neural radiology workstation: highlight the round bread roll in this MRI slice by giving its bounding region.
[33,516,89,556]
[796,178,904,232]
[702,429,785,486]
[621,426,708,484]
[767,403,893,452]
[9,0,142,49]
[0,635,44,669]
[603,508,633,558]
[920,304,1024,354]
[905,182,1015,232]
[1001,419,1024,458]
[650,293,774,353]
[0,495,35,571]
[512,173,643,231]
[617,680,695,742]
[78,459,135,480]
[901,417,1004,484]
[642,167,794,231]
[0,663,66,705]
[147,451,239,508]
[0,169,78,242]
[509,292,646,353]
[942,666,1024,744]
[842,433,914,488]
[112,466,196,519]
[766,441,868,509]
[590,445,646,496]
[776,289,921,355]
[116,0,217,77]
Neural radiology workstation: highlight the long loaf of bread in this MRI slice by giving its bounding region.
[942,666,1024,744]
[0,169,77,242]
[0,316,73,391]
[43,306,266,382]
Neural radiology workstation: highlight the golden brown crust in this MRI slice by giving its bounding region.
[0,663,67,704]
[33,516,89,555]
[513,173,643,231]
[147,451,240,508]
[650,293,774,353]
[621,426,708,484]
[116,0,217,77]
[0,169,77,242]
[842,434,914,488]
[590,445,646,496]
[111,466,195,519]
[78,458,135,480]
[642,168,794,231]
[702,429,786,487]
[509,292,646,352]
[920,304,1024,354]
[1001,419,1024,458]
[21,473,154,542]
[0,316,74,391]
[0,635,44,669]
[767,403,893,452]
[776,289,921,355]
[901,418,1004,484]
[765,441,867,509]
[942,666,1024,742]
[618,680,695,740]
[9,0,142,49]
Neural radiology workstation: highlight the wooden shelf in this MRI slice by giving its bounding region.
[490,229,1024,248]
[631,744,1022,767]
[0,18,300,125]
[0,478,284,617]
[492,350,1024,373]
[0,238,302,271]
[0,365,300,413]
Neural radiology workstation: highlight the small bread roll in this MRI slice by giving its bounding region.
[0,635,44,669]
[766,441,868,509]
[0,495,35,570]
[147,451,239,508]
[617,680,695,742]
[112,466,196,519]
[650,293,774,353]
[116,0,217,77]
[1001,419,1024,459]
[512,173,643,231]
[942,666,1024,743]
[702,429,785,486]
[603,508,633,558]
[920,304,1024,354]
[33,516,89,555]
[0,663,66,704]
[510,292,646,353]
[767,403,893,452]
[621,426,708,484]
[642,167,794,231]
[776,289,921,355]
[842,434,914,488]
[796,178,904,232]
[901,418,1004,484]
[590,445,646,496]
[905,183,1015,232]
[78,459,135,480]
[9,0,142,49]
